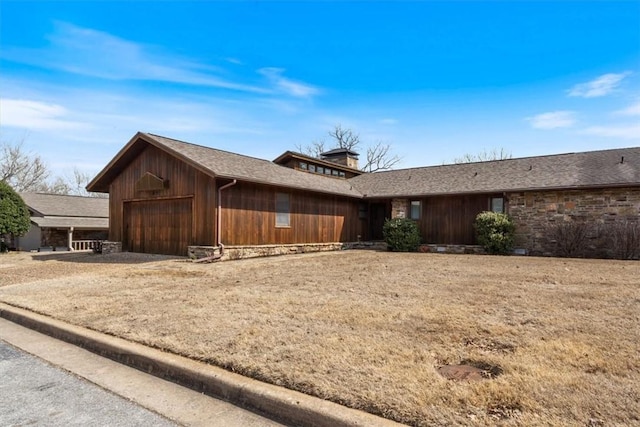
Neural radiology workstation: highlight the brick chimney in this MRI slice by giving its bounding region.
[320,148,359,170]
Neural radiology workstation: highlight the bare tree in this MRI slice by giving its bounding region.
[295,139,326,158]
[35,176,73,195]
[362,141,401,172]
[328,124,360,150]
[453,148,512,164]
[1,140,50,192]
[297,124,401,172]
[36,168,107,198]
[1,140,105,197]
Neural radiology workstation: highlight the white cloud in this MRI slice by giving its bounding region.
[614,101,640,116]
[581,125,640,139]
[568,72,632,98]
[0,98,89,131]
[2,22,267,93]
[380,118,398,125]
[526,111,577,129]
[258,68,320,98]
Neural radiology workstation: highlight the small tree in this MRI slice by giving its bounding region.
[0,181,31,252]
[383,217,421,252]
[474,211,515,255]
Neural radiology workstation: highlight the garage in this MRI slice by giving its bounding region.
[123,197,193,255]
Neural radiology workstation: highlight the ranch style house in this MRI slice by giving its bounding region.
[15,193,108,252]
[87,132,640,258]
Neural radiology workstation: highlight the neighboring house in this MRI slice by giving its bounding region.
[87,132,640,257]
[16,193,109,252]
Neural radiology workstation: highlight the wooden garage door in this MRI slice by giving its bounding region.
[124,198,193,255]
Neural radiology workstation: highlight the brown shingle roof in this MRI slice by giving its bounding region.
[349,147,640,198]
[20,193,109,218]
[89,133,361,197]
[88,132,639,199]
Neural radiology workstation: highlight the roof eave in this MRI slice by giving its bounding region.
[213,173,364,199]
[361,182,640,199]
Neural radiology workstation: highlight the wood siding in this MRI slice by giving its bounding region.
[416,194,496,245]
[108,145,216,255]
[123,197,193,255]
[219,182,364,245]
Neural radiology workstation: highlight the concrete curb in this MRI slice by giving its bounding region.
[0,303,404,427]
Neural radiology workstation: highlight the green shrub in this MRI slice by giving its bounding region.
[0,181,30,238]
[474,211,515,255]
[383,217,421,252]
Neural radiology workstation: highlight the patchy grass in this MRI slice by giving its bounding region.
[1,251,639,426]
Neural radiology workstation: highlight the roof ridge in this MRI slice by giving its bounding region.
[352,145,640,177]
[145,133,276,165]
[20,192,107,200]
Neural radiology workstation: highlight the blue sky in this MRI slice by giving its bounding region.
[1,1,639,179]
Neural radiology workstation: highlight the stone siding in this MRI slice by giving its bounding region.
[391,198,408,219]
[418,244,486,255]
[507,187,640,257]
[101,241,122,255]
[188,241,387,262]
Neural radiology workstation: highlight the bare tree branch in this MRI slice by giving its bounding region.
[295,140,326,158]
[328,124,360,150]
[1,140,105,197]
[453,147,512,164]
[362,141,402,172]
[295,125,402,172]
[1,140,50,192]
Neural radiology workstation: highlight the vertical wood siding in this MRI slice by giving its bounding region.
[108,145,216,255]
[417,194,495,244]
[219,181,364,245]
[123,197,193,255]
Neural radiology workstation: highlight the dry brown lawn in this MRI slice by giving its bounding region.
[1,250,639,426]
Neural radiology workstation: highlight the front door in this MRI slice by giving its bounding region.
[369,202,387,240]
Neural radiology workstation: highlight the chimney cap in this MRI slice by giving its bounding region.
[320,147,359,158]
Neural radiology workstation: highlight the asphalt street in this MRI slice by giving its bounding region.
[0,340,177,426]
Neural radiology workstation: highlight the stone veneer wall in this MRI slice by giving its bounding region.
[101,241,122,254]
[507,187,640,257]
[188,241,387,262]
[391,198,408,219]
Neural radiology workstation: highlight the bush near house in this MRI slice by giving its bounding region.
[546,220,591,258]
[383,217,421,252]
[474,211,515,255]
[0,181,30,252]
[606,220,640,260]
[546,220,639,260]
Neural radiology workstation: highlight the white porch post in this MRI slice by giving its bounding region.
[68,227,74,251]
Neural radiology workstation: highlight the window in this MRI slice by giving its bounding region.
[275,193,290,227]
[491,197,504,213]
[339,171,346,178]
[410,200,421,220]
[332,169,339,176]
[317,166,324,174]
[299,162,308,170]
[325,168,332,175]
[359,203,368,219]
[309,164,316,173]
